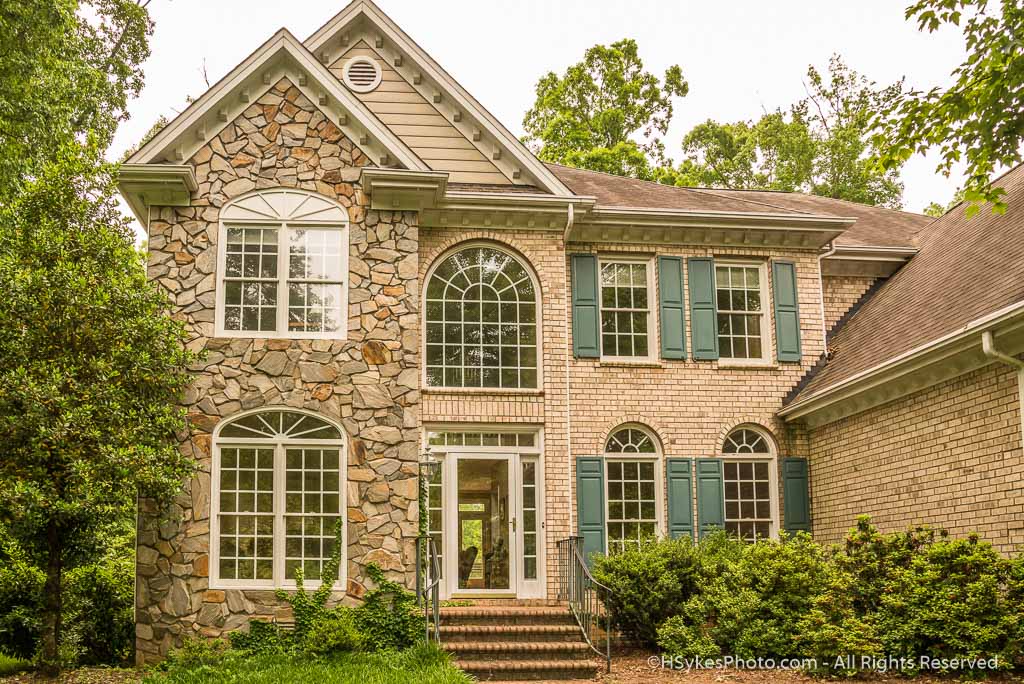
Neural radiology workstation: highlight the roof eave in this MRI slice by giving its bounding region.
[779,300,1024,426]
[117,164,198,229]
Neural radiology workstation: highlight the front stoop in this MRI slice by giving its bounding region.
[440,604,602,681]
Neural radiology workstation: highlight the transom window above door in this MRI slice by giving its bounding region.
[599,259,652,359]
[604,425,661,554]
[425,245,539,389]
[216,189,349,339]
[715,263,768,361]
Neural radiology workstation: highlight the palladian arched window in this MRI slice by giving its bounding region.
[604,425,661,553]
[212,409,345,588]
[721,427,777,540]
[425,245,539,388]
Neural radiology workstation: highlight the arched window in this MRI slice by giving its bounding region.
[216,189,349,339]
[212,409,346,588]
[721,426,777,540]
[604,425,661,553]
[424,245,539,388]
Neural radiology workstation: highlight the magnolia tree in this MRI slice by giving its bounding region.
[0,147,196,671]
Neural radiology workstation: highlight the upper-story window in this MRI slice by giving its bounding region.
[715,262,769,361]
[604,425,661,554]
[721,427,777,540]
[600,258,653,360]
[216,189,349,339]
[425,244,539,389]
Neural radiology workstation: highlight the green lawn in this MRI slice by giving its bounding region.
[142,644,471,684]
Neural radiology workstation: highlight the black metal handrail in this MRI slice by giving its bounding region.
[415,535,441,643]
[557,536,612,672]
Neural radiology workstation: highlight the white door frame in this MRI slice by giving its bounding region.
[425,428,545,600]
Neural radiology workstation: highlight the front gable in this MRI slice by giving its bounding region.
[305,0,573,195]
[331,40,510,185]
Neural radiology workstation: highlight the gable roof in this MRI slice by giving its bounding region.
[303,0,573,195]
[545,163,931,250]
[125,28,426,172]
[788,164,1024,405]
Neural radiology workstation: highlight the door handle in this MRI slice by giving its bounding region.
[512,517,517,532]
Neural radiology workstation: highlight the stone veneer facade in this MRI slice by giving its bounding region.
[806,360,1024,554]
[136,78,421,663]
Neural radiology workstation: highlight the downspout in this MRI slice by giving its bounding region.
[981,330,1024,449]
[817,241,837,355]
[563,203,575,533]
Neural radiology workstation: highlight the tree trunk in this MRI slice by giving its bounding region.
[39,519,63,675]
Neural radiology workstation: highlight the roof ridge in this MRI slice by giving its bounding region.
[543,162,817,216]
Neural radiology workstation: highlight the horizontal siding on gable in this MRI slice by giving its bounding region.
[332,42,511,184]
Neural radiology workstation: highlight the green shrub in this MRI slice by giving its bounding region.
[303,607,363,655]
[0,536,44,660]
[592,535,704,646]
[0,651,31,677]
[229,619,289,655]
[654,532,826,660]
[798,518,1016,675]
[63,555,134,665]
[162,635,232,670]
[354,564,426,651]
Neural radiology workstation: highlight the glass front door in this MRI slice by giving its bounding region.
[456,458,510,591]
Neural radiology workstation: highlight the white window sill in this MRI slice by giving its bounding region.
[422,387,545,396]
[214,331,348,341]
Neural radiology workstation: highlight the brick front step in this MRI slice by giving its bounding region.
[440,623,584,643]
[440,606,576,626]
[443,640,592,660]
[454,658,600,681]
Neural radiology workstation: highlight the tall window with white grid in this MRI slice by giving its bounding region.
[213,409,345,587]
[604,425,660,553]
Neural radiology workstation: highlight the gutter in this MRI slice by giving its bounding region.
[981,331,1024,449]
[562,205,575,532]
[817,240,837,355]
[779,298,1024,421]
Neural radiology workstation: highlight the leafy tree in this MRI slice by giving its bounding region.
[874,0,1024,214]
[667,56,905,208]
[0,145,195,672]
[0,0,153,203]
[924,188,966,217]
[522,38,689,178]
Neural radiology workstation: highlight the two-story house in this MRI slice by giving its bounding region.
[118,0,1024,666]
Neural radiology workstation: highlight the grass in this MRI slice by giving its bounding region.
[0,653,30,677]
[142,643,471,684]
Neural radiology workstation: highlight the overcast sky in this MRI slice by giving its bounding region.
[111,0,970,229]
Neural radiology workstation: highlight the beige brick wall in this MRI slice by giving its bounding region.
[822,275,879,335]
[807,361,1024,554]
[418,232,827,596]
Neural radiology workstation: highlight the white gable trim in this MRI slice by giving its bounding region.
[305,0,574,196]
[127,28,426,172]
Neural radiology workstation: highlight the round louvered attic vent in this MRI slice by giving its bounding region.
[342,57,382,93]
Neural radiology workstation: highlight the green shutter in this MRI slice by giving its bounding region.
[571,254,600,358]
[687,258,719,360]
[772,261,802,362]
[666,458,694,539]
[658,256,687,360]
[576,457,606,565]
[782,457,812,533]
[695,458,724,538]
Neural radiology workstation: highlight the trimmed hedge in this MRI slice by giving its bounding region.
[593,517,1023,675]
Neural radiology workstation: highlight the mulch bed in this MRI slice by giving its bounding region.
[0,669,140,684]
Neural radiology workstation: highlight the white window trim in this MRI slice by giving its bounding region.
[214,190,349,340]
[602,424,664,553]
[421,241,544,391]
[714,259,774,367]
[598,255,657,362]
[719,426,780,540]
[210,409,347,591]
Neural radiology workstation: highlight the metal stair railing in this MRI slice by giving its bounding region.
[557,535,612,673]
[415,535,441,643]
